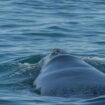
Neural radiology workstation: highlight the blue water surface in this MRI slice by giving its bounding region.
[0,0,105,105]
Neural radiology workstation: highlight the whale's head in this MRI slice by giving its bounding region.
[39,48,68,67]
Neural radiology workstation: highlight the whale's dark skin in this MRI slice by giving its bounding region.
[33,49,105,97]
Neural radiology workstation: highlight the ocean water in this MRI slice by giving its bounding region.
[0,0,105,105]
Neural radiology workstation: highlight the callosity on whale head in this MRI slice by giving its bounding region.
[39,48,68,66]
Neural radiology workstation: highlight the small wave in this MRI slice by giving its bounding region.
[95,41,105,45]
[48,25,69,32]
[24,32,66,38]
[15,54,43,64]
[84,95,105,105]
[0,55,43,91]
[81,57,105,73]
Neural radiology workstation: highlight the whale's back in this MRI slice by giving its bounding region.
[34,54,105,97]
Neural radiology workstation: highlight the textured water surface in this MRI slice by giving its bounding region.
[0,0,105,105]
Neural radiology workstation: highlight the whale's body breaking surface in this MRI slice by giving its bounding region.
[33,49,105,97]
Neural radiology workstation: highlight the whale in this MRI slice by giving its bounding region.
[33,48,105,97]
